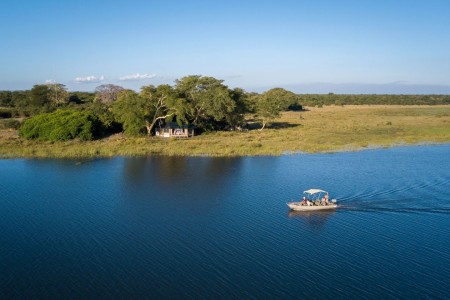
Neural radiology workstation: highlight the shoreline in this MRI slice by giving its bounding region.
[1,105,450,159]
[1,141,449,160]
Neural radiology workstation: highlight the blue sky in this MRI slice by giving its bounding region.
[1,0,449,93]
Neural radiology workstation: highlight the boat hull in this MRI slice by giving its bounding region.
[287,202,337,211]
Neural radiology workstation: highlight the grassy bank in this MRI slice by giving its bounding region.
[1,105,450,158]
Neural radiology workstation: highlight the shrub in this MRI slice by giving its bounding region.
[19,109,102,141]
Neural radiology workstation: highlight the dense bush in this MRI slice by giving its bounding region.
[19,109,102,141]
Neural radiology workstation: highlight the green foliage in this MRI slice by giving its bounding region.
[255,88,299,129]
[29,85,52,112]
[227,88,248,128]
[0,91,13,107]
[140,84,188,134]
[68,91,95,104]
[175,75,237,130]
[84,102,116,131]
[19,109,102,141]
[10,91,31,116]
[111,90,147,136]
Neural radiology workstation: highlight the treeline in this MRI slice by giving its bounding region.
[300,93,450,107]
[0,89,94,117]
[1,76,449,141]
[3,76,301,141]
[2,88,449,116]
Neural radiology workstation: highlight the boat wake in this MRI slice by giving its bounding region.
[336,194,450,214]
[337,204,450,215]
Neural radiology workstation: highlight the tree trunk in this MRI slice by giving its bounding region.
[146,113,175,137]
[145,120,152,136]
[259,119,266,131]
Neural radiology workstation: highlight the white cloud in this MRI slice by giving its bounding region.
[119,73,156,81]
[74,75,105,83]
[45,79,56,84]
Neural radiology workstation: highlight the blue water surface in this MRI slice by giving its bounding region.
[1,145,449,299]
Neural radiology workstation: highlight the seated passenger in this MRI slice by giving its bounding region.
[301,197,307,205]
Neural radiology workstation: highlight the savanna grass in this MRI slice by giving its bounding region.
[1,105,450,158]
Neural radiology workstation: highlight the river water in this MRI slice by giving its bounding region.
[1,145,449,299]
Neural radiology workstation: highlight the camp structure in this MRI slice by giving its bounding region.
[155,122,196,138]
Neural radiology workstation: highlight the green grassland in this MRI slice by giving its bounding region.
[1,105,450,158]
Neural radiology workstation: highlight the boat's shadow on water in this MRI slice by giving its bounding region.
[288,210,336,230]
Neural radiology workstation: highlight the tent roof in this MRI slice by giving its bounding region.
[163,122,196,129]
[304,189,327,195]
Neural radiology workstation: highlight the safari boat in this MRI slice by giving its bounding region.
[287,189,337,211]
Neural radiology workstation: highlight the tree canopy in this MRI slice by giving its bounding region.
[140,84,186,135]
[29,85,52,113]
[174,75,242,130]
[254,88,301,130]
[47,83,69,107]
[95,84,125,104]
[111,90,147,136]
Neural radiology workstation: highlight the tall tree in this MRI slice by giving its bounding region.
[95,84,124,104]
[140,84,187,135]
[227,87,249,130]
[47,83,69,108]
[175,75,235,130]
[29,84,52,113]
[255,88,297,130]
[111,90,147,136]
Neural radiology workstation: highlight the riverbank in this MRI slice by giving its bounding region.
[1,105,450,158]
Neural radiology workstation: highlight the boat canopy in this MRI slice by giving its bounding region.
[304,189,327,195]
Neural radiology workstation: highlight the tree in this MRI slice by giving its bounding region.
[0,91,12,107]
[10,91,30,117]
[68,91,95,104]
[47,83,69,108]
[111,90,147,136]
[86,102,117,133]
[140,84,187,135]
[29,84,52,113]
[227,88,249,129]
[95,84,124,104]
[255,88,298,130]
[30,85,50,106]
[175,75,236,130]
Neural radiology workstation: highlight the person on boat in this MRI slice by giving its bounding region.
[324,194,329,205]
[301,197,307,206]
